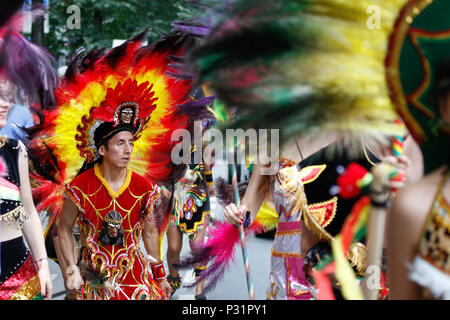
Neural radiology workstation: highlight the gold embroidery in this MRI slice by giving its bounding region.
[178,210,210,235]
[271,248,302,258]
[308,196,338,228]
[275,229,301,236]
[417,171,450,275]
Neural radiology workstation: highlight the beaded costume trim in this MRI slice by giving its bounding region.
[0,205,28,229]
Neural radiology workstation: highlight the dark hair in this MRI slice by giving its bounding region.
[74,122,134,176]
[434,56,450,100]
[98,210,124,246]
[93,122,136,150]
[98,226,124,246]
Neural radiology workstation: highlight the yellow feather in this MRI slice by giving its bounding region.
[255,201,278,231]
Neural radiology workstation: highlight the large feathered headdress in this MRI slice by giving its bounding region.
[185,0,408,150]
[30,29,213,218]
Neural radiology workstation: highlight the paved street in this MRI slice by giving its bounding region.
[49,158,275,300]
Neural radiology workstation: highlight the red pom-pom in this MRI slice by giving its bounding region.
[337,163,369,199]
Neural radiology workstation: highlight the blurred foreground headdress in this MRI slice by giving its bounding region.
[0,0,57,109]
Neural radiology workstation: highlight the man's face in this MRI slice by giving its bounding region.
[99,130,134,169]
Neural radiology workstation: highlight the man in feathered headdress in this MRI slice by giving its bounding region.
[29,28,213,300]
[58,104,172,300]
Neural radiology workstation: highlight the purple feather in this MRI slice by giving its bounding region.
[171,21,211,37]
[214,177,235,207]
[0,31,57,109]
[215,177,248,207]
[178,96,215,119]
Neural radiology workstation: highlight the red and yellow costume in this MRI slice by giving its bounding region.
[28,28,213,300]
[65,164,163,300]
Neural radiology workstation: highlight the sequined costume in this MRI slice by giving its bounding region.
[172,163,211,239]
[65,164,164,300]
[408,170,450,299]
[267,160,324,300]
[0,137,41,300]
[267,141,379,300]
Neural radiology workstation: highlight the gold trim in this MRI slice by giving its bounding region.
[308,196,338,229]
[275,229,301,236]
[385,0,434,141]
[0,205,28,228]
[303,205,333,243]
[178,210,210,235]
[271,248,302,259]
[300,165,327,185]
[94,163,132,198]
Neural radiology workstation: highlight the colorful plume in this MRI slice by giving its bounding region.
[188,0,408,151]
[29,30,212,220]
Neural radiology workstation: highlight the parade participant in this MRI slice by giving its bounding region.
[0,1,56,300]
[58,121,171,300]
[174,0,424,299]
[222,132,416,300]
[386,0,450,300]
[166,143,214,300]
[0,79,52,300]
[29,29,211,300]
[0,98,34,142]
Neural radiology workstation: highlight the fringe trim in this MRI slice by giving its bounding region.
[408,256,450,300]
[0,205,28,229]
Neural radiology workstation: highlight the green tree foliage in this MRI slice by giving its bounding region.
[46,0,197,61]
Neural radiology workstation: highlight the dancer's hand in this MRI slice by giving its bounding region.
[36,258,53,300]
[381,154,410,191]
[224,203,248,226]
[160,186,172,199]
[66,265,84,290]
[158,279,172,300]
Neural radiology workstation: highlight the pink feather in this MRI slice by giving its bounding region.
[0,156,8,177]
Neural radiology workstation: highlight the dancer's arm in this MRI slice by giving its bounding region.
[19,141,53,299]
[387,170,440,299]
[58,199,83,290]
[142,216,172,299]
[224,162,267,226]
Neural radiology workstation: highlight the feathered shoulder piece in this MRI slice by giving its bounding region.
[30,29,213,218]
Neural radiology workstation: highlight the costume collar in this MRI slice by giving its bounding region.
[94,163,132,198]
